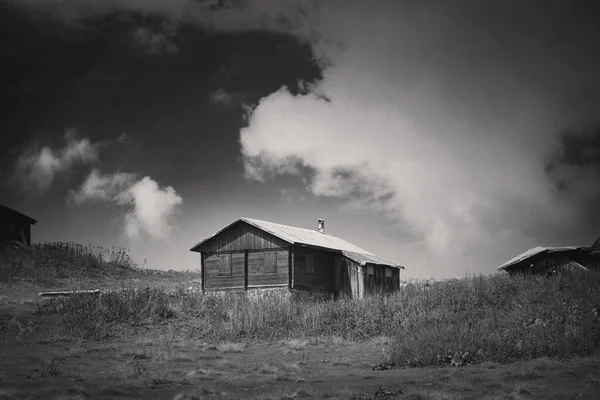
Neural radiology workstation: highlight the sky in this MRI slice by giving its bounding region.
[2,0,600,279]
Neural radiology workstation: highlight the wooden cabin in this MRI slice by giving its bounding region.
[190,217,404,298]
[0,204,37,247]
[497,244,600,276]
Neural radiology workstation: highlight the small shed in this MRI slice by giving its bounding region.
[497,240,600,276]
[0,204,37,247]
[190,217,404,298]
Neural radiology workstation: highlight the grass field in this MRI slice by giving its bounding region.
[1,242,600,399]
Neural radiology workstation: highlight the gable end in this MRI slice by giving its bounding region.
[191,220,291,253]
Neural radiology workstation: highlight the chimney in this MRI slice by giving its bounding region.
[317,218,325,233]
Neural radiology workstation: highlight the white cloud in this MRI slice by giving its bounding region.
[237,2,600,274]
[13,1,600,274]
[117,177,183,240]
[72,170,183,241]
[15,130,99,192]
[71,168,136,203]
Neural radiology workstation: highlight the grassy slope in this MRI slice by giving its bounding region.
[2,242,600,398]
[42,272,600,369]
[0,242,141,285]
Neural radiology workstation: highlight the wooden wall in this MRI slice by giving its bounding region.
[508,249,600,276]
[204,252,245,290]
[247,250,289,288]
[194,221,289,252]
[292,246,337,293]
[508,253,600,275]
[363,264,400,296]
[0,217,31,245]
[203,249,289,290]
[338,257,361,298]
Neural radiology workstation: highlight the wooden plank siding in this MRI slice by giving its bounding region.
[0,219,32,245]
[512,253,600,275]
[338,257,362,298]
[247,250,289,288]
[363,264,400,296]
[293,247,337,292]
[204,252,245,289]
[194,221,290,252]
[203,249,289,290]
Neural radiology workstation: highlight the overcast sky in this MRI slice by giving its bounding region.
[2,0,600,278]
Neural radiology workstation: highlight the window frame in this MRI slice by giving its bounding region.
[264,251,277,274]
[218,253,233,276]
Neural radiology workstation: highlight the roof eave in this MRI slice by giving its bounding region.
[189,218,243,252]
[1,205,37,225]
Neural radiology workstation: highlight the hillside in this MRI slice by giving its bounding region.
[1,242,600,399]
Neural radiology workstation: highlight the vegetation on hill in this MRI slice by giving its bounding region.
[0,242,139,285]
[4,242,599,368]
[45,270,600,368]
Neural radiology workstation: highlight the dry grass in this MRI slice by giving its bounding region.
[216,342,246,353]
[4,242,600,372]
[0,242,139,285]
[35,270,600,370]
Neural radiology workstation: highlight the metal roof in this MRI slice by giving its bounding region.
[497,246,586,271]
[592,235,600,251]
[342,250,405,269]
[191,217,403,268]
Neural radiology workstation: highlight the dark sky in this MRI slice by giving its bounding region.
[2,0,600,278]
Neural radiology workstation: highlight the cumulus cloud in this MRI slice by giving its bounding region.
[71,168,136,203]
[15,130,99,192]
[118,177,183,240]
[238,2,600,274]
[13,0,600,274]
[72,169,183,240]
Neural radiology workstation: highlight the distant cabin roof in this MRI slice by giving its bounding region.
[191,217,404,269]
[592,235,600,251]
[0,204,37,225]
[497,245,587,271]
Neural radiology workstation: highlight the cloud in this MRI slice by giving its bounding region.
[208,88,242,107]
[131,26,178,55]
[117,132,130,144]
[546,130,600,213]
[15,130,99,192]
[71,168,136,203]
[238,2,600,274]
[14,0,319,38]
[72,169,183,240]
[118,177,183,240]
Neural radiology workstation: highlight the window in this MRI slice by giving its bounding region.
[305,253,315,274]
[264,252,277,274]
[385,267,394,291]
[219,254,232,275]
